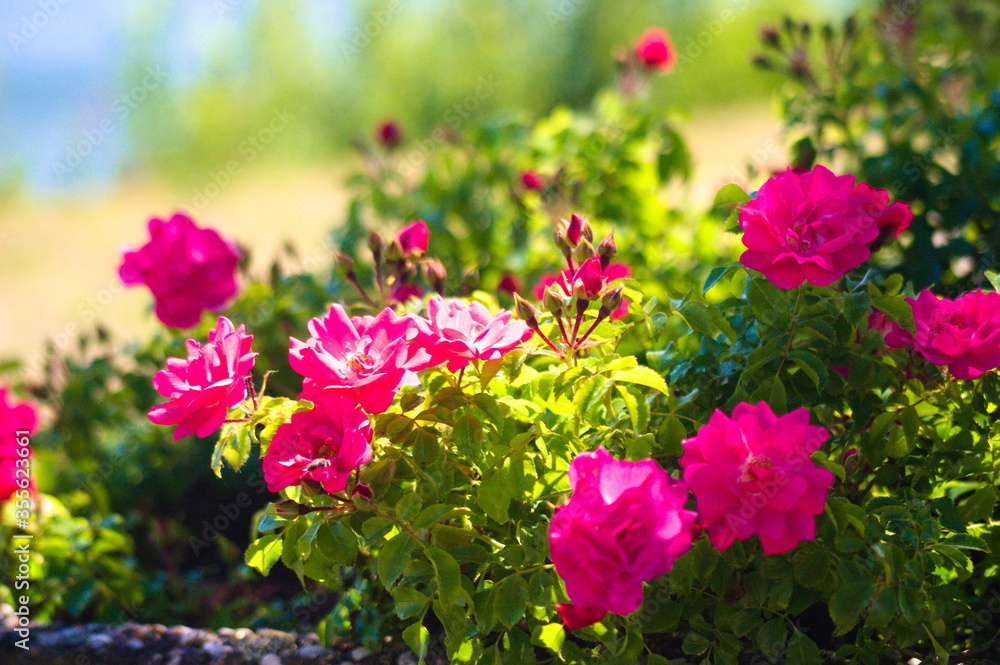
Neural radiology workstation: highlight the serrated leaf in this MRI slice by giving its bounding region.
[403,622,430,661]
[477,463,513,523]
[829,583,873,634]
[245,534,283,576]
[378,533,417,587]
[391,587,430,620]
[678,300,718,337]
[494,574,529,627]
[682,631,712,655]
[944,533,990,551]
[757,617,786,658]
[871,296,914,331]
[960,486,997,524]
[531,623,565,653]
[573,374,611,418]
[315,519,359,566]
[788,350,828,389]
[704,264,739,294]
[613,365,669,394]
[426,547,463,605]
[786,630,822,665]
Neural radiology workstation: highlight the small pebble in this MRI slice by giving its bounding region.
[126,638,145,649]
[298,645,328,658]
[87,633,113,650]
[260,654,282,665]
[234,627,253,639]
[203,641,231,657]
[397,653,418,665]
[167,655,183,665]
[350,646,373,660]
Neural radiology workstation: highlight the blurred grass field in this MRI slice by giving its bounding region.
[0,103,782,359]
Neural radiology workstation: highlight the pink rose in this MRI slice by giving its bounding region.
[396,220,430,257]
[681,402,834,555]
[120,213,241,328]
[290,305,434,414]
[262,397,373,495]
[520,171,544,192]
[533,261,632,319]
[549,447,696,630]
[377,120,403,148]
[906,289,1000,379]
[411,296,533,372]
[148,317,257,441]
[850,182,912,251]
[739,166,904,289]
[634,28,676,72]
[0,388,38,502]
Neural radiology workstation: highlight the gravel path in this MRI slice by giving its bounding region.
[0,623,447,665]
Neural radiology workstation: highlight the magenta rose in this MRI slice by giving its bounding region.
[680,402,834,555]
[376,120,403,148]
[148,317,257,440]
[0,388,38,502]
[396,220,430,257]
[289,305,434,414]
[520,171,544,192]
[411,296,533,373]
[120,213,242,328]
[906,289,1000,379]
[739,166,909,289]
[549,447,696,630]
[262,397,373,495]
[634,27,676,72]
[534,260,631,319]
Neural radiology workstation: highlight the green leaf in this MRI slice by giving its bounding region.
[245,534,283,576]
[678,301,718,337]
[786,630,822,665]
[756,617,786,658]
[378,533,417,587]
[612,365,669,394]
[391,587,430,620]
[477,463,513,523]
[870,295,914,331]
[703,264,739,294]
[426,547,464,605]
[314,520,359,566]
[403,622,430,661]
[788,350,828,389]
[573,374,611,418]
[617,385,649,433]
[944,533,990,552]
[530,623,565,654]
[713,183,751,207]
[960,486,998,524]
[656,415,687,456]
[829,583,873,634]
[681,631,712,655]
[494,574,529,627]
[748,376,786,414]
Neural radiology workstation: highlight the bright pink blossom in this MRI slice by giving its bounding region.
[739,166,908,289]
[906,289,1000,379]
[521,171,544,192]
[411,296,533,373]
[635,28,676,71]
[0,388,38,502]
[851,182,912,251]
[533,261,631,319]
[681,402,833,555]
[867,309,911,349]
[262,397,373,495]
[119,213,242,328]
[290,306,433,413]
[549,447,696,630]
[396,220,430,257]
[497,273,521,296]
[149,317,256,441]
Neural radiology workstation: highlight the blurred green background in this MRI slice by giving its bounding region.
[0,0,858,357]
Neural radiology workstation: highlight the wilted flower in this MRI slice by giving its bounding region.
[739,166,909,289]
[290,306,433,414]
[148,317,257,441]
[634,27,676,72]
[907,289,1000,379]
[410,296,533,372]
[0,388,38,502]
[680,402,834,555]
[550,447,696,630]
[262,397,373,495]
[119,213,241,328]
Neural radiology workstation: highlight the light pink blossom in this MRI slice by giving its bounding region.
[681,402,834,555]
[289,305,433,413]
[411,296,533,373]
[148,317,256,440]
[119,213,242,328]
[262,397,373,495]
[549,447,696,630]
